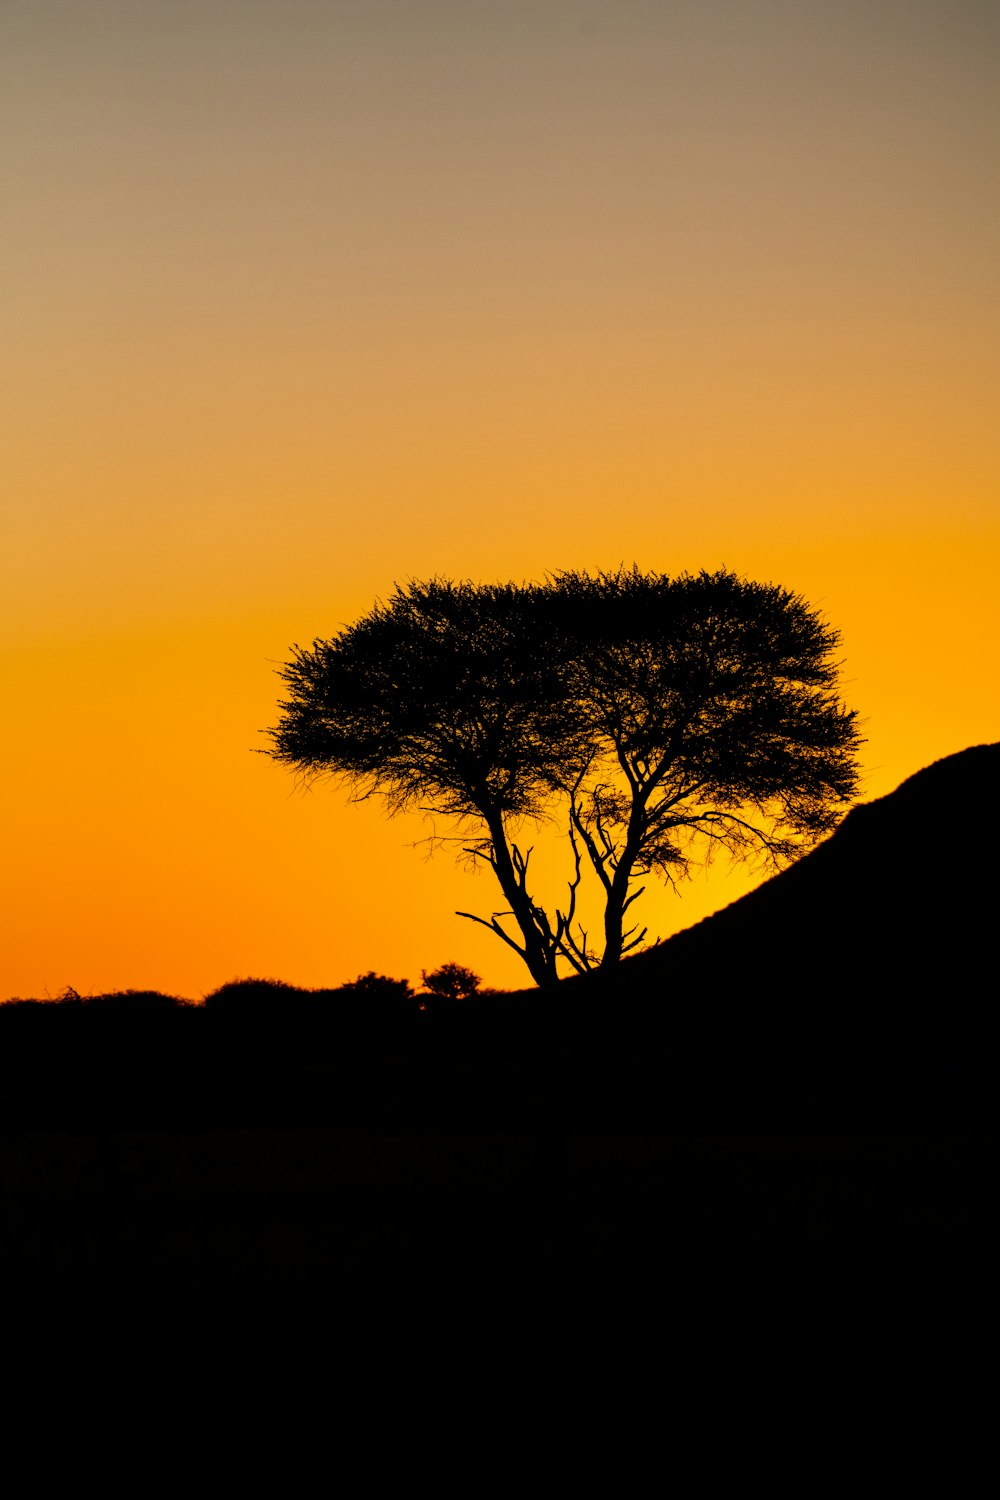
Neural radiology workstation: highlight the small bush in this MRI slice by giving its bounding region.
[420,963,482,1002]
[337,972,413,1004]
[202,977,308,1013]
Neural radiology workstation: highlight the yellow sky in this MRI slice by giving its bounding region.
[3,1,997,998]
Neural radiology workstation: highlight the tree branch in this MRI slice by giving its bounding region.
[455,910,528,961]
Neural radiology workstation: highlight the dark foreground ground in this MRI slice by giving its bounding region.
[4,1122,993,1296]
[2,987,997,1363]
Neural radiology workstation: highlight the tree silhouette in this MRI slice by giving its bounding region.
[265,569,861,986]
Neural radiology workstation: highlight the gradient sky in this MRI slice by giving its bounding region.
[3,0,997,999]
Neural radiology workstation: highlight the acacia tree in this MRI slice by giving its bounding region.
[264,569,861,987]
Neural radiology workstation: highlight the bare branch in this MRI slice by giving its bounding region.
[620,926,649,956]
[621,884,646,915]
[455,910,528,961]
[570,793,615,897]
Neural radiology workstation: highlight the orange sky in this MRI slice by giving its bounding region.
[3,1,997,999]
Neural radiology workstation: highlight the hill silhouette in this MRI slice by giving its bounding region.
[616,740,998,996]
[561,742,1000,1125]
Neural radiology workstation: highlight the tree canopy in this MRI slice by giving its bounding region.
[265,569,862,986]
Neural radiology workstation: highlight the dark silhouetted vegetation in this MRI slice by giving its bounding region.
[421,962,482,1001]
[265,569,861,985]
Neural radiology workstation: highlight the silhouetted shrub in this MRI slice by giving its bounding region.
[1,988,188,1011]
[202,977,309,1014]
[81,989,189,1013]
[421,963,482,1002]
[334,972,416,1037]
[338,971,413,1002]
[199,972,419,1052]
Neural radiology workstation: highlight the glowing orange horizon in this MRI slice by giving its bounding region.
[3,3,997,999]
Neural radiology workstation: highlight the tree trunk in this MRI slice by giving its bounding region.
[485,815,560,988]
[601,867,631,968]
[599,810,646,969]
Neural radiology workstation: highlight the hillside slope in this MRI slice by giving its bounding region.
[619,740,999,998]
[555,743,1000,1124]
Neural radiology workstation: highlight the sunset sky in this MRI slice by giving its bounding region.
[3,0,997,999]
